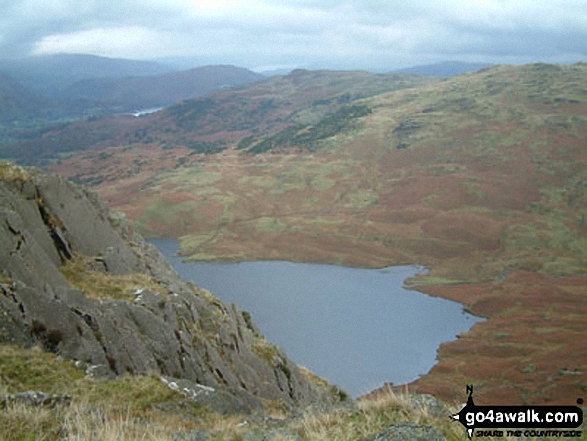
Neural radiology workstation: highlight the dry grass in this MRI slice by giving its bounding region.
[0,161,29,182]
[0,403,61,441]
[0,342,531,441]
[60,253,166,301]
[60,404,170,441]
[251,336,280,365]
[0,343,204,440]
[0,393,254,441]
[289,387,520,441]
[0,401,172,441]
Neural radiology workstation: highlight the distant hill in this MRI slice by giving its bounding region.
[0,60,265,140]
[61,65,265,113]
[0,54,172,95]
[0,73,52,123]
[393,61,492,77]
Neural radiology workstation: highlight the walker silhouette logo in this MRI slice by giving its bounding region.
[451,386,584,439]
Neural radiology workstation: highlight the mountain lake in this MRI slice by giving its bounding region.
[150,238,483,397]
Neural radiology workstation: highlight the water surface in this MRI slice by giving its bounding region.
[151,238,482,397]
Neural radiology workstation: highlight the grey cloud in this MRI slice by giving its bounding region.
[0,0,585,69]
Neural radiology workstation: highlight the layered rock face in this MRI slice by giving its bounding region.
[0,164,336,411]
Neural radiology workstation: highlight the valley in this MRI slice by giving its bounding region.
[5,62,587,406]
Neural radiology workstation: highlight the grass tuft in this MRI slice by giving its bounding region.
[0,161,30,182]
[59,253,166,302]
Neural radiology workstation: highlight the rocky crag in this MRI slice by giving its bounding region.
[0,163,338,412]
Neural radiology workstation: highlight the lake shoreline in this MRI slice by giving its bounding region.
[149,237,483,398]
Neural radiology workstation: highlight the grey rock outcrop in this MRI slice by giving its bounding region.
[0,164,337,412]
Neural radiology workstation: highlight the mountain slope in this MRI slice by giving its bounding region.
[61,65,264,113]
[0,73,52,122]
[0,64,265,154]
[0,57,263,138]
[1,69,436,164]
[0,54,171,95]
[393,60,492,77]
[0,163,339,412]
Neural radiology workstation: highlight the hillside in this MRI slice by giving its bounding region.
[42,63,587,405]
[0,74,73,144]
[44,63,587,278]
[392,61,492,77]
[0,57,263,144]
[0,69,436,165]
[61,65,264,113]
[0,54,171,95]
[0,73,52,123]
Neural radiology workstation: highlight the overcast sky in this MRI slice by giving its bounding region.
[1,0,586,71]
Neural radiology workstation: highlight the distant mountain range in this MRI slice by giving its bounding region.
[0,55,264,131]
[0,54,171,95]
[60,65,264,113]
[0,55,495,130]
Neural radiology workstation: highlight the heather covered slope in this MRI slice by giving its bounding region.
[46,63,587,404]
[50,63,587,279]
[1,70,436,165]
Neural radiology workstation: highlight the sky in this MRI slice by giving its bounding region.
[0,0,586,71]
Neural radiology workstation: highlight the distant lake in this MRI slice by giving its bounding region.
[150,238,483,397]
[119,107,164,117]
